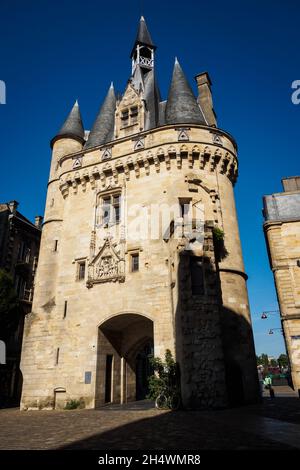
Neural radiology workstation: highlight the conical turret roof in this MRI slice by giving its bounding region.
[130,16,156,57]
[51,100,85,147]
[85,83,116,149]
[165,59,206,125]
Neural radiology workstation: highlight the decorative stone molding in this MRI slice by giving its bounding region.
[58,143,238,198]
[178,128,190,141]
[211,132,223,145]
[73,157,82,169]
[133,138,145,151]
[102,147,112,160]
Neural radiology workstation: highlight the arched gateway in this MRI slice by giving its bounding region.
[95,314,154,407]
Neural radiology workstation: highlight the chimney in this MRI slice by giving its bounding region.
[281,176,300,192]
[8,200,19,215]
[35,215,43,229]
[195,72,217,127]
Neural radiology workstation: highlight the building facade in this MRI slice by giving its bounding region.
[263,176,300,393]
[20,17,259,410]
[0,201,41,406]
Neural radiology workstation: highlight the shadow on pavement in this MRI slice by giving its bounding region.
[58,405,297,451]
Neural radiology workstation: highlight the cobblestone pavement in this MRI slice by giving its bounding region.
[0,390,299,450]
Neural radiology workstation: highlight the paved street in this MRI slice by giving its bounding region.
[0,388,299,450]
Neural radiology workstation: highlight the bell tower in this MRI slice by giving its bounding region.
[131,16,156,76]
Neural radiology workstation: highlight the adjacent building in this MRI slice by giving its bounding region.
[263,176,300,393]
[20,17,259,410]
[0,201,42,406]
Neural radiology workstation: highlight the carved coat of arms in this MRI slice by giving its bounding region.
[87,238,125,287]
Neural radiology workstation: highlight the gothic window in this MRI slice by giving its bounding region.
[131,253,139,272]
[130,106,138,124]
[78,261,86,280]
[121,106,139,127]
[190,256,205,295]
[98,193,121,226]
[121,109,129,126]
[17,242,31,263]
[179,198,191,218]
[102,197,111,225]
[24,247,31,264]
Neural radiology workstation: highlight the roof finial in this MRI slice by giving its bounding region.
[175,56,179,65]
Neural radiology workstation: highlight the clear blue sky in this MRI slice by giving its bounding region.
[1,0,299,357]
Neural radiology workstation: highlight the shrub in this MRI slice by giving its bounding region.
[64,399,81,410]
[212,227,228,262]
[147,349,180,401]
[212,227,224,242]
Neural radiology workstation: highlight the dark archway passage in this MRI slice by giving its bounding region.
[96,314,154,407]
[135,340,154,400]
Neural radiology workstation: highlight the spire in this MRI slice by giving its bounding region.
[51,100,85,147]
[85,83,116,150]
[165,59,206,125]
[131,16,156,57]
[130,17,156,75]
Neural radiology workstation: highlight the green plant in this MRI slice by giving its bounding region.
[212,227,224,242]
[212,227,228,262]
[147,349,180,404]
[64,399,81,410]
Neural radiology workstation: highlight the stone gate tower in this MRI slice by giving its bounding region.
[20,17,259,410]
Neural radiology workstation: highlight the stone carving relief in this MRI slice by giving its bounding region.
[121,85,139,107]
[87,237,125,287]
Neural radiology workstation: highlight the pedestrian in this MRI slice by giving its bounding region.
[263,375,275,399]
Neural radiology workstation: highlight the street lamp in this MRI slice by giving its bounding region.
[268,328,283,335]
[261,310,280,319]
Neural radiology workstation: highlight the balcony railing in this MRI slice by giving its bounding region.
[138,56,154,68]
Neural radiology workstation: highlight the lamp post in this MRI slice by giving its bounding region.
[268,328,283,335]
[261,310,280,320]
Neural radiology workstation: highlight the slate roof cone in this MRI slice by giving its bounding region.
[85,83,116,149]
[51,100,85,147]
[130,16,156,57]
[165,58,206,125]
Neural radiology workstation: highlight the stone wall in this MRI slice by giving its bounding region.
[264,219,300,391]
[20,124,259,409]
